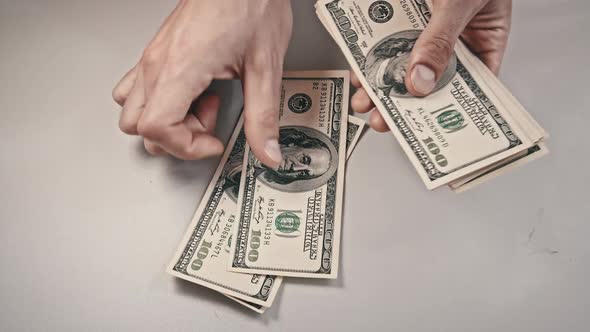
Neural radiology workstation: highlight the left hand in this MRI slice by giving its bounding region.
[112,0,293,166]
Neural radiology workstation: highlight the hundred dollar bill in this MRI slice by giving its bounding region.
[228,71,349,278]
[168,116,281,308]
[168,76,362,310]
[316,0,543,189]
[225,114,364,309]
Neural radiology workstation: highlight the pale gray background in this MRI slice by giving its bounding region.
[1,0,589,331]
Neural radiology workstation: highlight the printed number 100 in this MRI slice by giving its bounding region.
[422,137,448,167]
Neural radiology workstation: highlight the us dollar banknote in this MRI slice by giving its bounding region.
[316,0,544,189]
[225,114,364,311]
[168,116,281,308]
[228,71,350,279]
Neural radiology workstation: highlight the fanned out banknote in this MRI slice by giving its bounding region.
[226,114,364,312]
[315,0,548,191]
[168,71,363,312]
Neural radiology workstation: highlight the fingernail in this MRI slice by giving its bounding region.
[264,139,282,167]
[411,64,436,95]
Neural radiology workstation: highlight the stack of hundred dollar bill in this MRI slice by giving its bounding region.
[316,0,548,192]
[169,71,366,313]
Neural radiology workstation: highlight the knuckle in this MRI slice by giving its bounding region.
[137,116,164,141]
[118,117,137,135]
[112,86,126,105]
[142,46,162,68]
[144,140,159,155]
[180,145,197,160]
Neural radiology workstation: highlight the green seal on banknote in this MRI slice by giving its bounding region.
[274,212,301,237]
[288,93,312,114]
[436,110,466,132]
[368,1,394,23]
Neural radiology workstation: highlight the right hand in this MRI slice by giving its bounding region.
[350,0,512,132]
[112,0,293,168]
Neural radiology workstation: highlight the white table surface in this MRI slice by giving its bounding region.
[1,1,589,331]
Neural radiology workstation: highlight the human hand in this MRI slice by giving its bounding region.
[112,0,292,167]
[350,0,512,132]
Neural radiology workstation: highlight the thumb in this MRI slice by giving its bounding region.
[242,59,283,169]
[405,4,473,97]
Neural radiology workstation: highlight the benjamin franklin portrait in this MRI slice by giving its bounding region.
[365,29,457,98]
[222,127,338,198]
